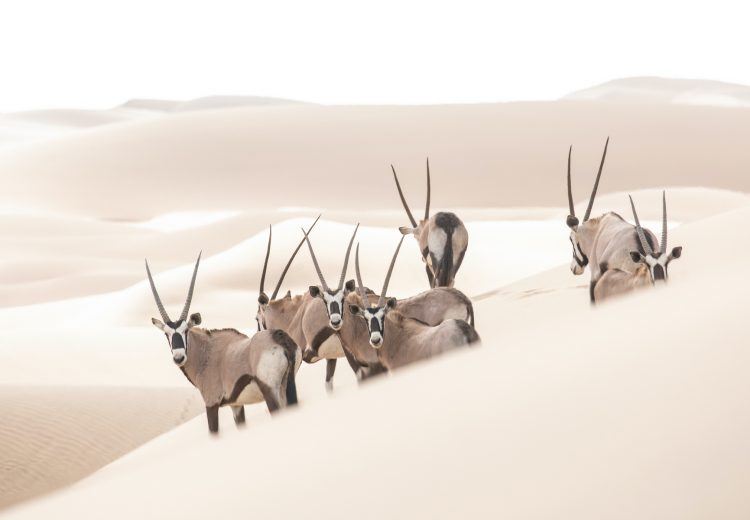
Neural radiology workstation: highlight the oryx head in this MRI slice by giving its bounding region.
[304,223,359,331]
[348,237,404,348]
[256,216,320,331]
[628,192,683,283]
[566,138,609,275]
[393,159,432,262]
[146,253,202,367]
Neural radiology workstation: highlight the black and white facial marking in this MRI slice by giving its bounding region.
[349,298,396,348]
[630,247,682,284]
[310,280,355,331]
[151,313,201,367]
[569,231,589,275]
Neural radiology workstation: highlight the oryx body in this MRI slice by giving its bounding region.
[591,192,683,303]
[348,237,480,371]
[392,160,468,288]
[147,254,299,434]
[338,286,475,378]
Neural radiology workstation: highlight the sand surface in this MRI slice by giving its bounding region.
[0,78,748,517]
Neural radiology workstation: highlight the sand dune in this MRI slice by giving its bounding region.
[3,202,748,519]
[1,82,750,516]
[565,76,750,107]
[0,386,202,511]
[1,99,750,218]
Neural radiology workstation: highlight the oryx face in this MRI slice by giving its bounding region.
[349,298,396,348]
[151,313,201,367]
[568,228,588,275]
[310,280,355,330]
[630,247,682,283]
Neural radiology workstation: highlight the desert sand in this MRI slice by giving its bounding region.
[0,78,749,518]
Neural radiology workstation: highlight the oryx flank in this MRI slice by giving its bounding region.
[147,253,299,434]
[348,236,480,371]
[302,238,476,380]
[392,159,468,288]
[592,192,682,302]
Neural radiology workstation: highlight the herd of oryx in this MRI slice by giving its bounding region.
[145,141,682,433]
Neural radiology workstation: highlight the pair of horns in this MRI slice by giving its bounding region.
[259,215,321,301]
[304,223,359,293]
[146,252,201,324]
[567,137,610,226]
[629,191,669,256]
[355,236,405,308]
[392,158,430,228]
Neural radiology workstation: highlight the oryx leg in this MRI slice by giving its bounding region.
[257,380,281,414]
[341,347,364,379]
[325,358,337,392]
[231,405,246,426]
[206,405,220,434]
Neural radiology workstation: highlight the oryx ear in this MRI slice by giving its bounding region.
[309,286,321,297]
[348,304,361,315]
[345,279,356,292]
[669,246,682,260]
[258,292,269,305]
[188,313,202,327]
[566,215,579,229]
[399,226,415,235]
[386,297,397,309]
[285,290,292,299]
[629,251,643,263]
[151,317,166,331]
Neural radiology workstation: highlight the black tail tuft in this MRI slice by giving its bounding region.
[455,319,480,345]
[272,329,299,406]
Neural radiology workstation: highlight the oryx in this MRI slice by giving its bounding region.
[255,216,355,392]
[392,159,468,288]
[347,236,480,371]
[592,192,683,302]
[147,253,299,434]
[302,239,476,380]
[300,223,364,388]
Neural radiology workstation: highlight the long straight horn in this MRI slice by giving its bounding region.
[377,235,405,307]
[661,191,668,255]
[583,137,610,222]
[391,165,418,228]
[302,228,329,292]
[270,215,321,300]
[424,158,431,221]
[628,195,653,256]
[337,223,359,291]
[259,225,272,296]
[145,259,171,323]
[179,252,202,321]
[567,146,576,218]
[354,244,369,305]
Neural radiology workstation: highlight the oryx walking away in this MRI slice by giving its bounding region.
[347,236,480,371]
[147,253,299,434]
[592,192,683,302]
[392,159,468,288]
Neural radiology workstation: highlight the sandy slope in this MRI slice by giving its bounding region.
[3,204,749,519]
[0,386,202,511]
[0,99,750,218]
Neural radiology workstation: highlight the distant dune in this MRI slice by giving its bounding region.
[564,76,750,107]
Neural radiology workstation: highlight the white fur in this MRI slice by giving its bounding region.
[427,228,447,262]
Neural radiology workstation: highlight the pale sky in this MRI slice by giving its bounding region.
[0,0,748,111]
